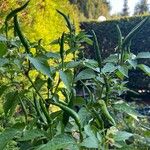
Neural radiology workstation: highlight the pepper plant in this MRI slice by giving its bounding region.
[0,1,150,150]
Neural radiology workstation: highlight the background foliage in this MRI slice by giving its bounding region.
[80,15,150,91]
[134,0,150,15]
[69,0,110,19]
[0,0,80,45]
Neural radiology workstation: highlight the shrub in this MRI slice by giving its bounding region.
[0,0,80,44]
[80,15,150,91]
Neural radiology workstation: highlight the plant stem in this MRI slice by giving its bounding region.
[51,77,61,101]
[103,74,110,105]
[26,73,44,101]
[26,72,53,139]
[19,97,28,124]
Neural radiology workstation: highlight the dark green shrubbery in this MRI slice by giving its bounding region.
[81,15,150,57]
[80,15,150,91]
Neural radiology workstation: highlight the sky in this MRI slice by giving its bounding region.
[110,0,150,15]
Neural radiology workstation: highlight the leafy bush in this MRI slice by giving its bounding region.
[0,2,150,150]
[0,0,80,44]
[80,15,150,91]
[81,15,150,56]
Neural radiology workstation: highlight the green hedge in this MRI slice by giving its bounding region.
[80,15,150,57]
[80,15,150,91]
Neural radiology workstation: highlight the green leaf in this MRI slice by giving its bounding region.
[59,70,73,92]
[117,145,136,150]
[37,134,76,150]
[46,52,60,59]
[82,59,98,71]
[50,39,59,45]
[75,69,96,81]
[0,58,8,67]
[81,125,99,148]
[134,136,150,147]
[81,137,98,149]
[73,96,86,106]
[0,124,24,150]
[19,129,45,141]
[104,54,118,63]
[66,61,81,68]
[138,64,150,76]
[28,56,52,79]
[84,37,93,45]
[117,66,128,78]
[78,107,92,128]
[102,63,117,73]
[33,75,46,91]
[137,52,150,59]
[84,124,96,138]
[0,42,7,57]
[113,101,140,120]
[0,129,18,150]
[3,91,19,116]
[114,131,133,142]
[66,47,79,55]
[0,85,8,97]
[76,31,93,45]
[65,144,79,150]
[127,59,137,69]
[0,35,7,42]
[115,70,124,80]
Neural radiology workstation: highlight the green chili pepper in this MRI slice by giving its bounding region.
[122,17,148,49]
[5,0,30,38]
[116,25,123,64]
[80,80,93,102]
[47,78,52,89]
[103,74,110,104]
[127,40,131,53]
[39,99,51,125]
[116,24,123,50]
[92,30,102,71]
[56,10,73,32]
[91,108,104,129]
[14,15,30,53]
[51,102,80,127]
[62,89,74,127]
[33,94,47,124]
[50,101,83,142]
[62,112,69,129]
[60,32,65,70]
[19,98,28,123]
[98,100,116,126]
[5,1,30,23]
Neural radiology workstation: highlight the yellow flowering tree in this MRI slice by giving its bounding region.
[0,0,79,44]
